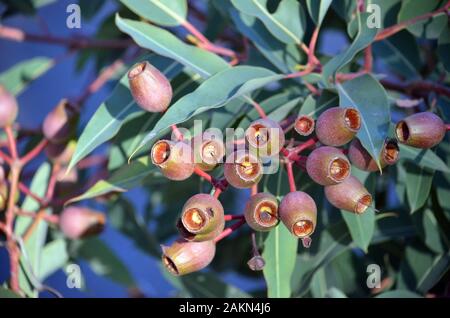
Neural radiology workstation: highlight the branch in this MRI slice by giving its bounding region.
[375,1,450,41]
[0,25,133,49]
[380,79,450,99]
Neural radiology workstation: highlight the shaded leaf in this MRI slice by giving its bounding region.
[399,144,450,173]
[376,290,421,298]
[405,164,434,213]
[417,252,450,294]
[438,24,450,72]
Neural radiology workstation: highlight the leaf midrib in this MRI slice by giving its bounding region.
[150,0,185,24]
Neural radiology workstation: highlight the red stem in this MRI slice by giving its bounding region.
[20,139,48,165]
[364,46,373,73]
[18,182,46,205]
[5,126,18,159]
[193,167,215,184]
[292,137,318,154]
[251,184,258,196]
[15,209,59,224]
[45,164,60,201]
[213,187,223,198]
[171,124,184,141]
[249,99,267,118]
[214,219,246,243]
[224,214,245,221]
[0,25,133,49]
[0,150,13,165]
[375,2,450,41]
[286,162,297,192]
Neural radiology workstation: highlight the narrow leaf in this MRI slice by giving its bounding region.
[120,0,187,26]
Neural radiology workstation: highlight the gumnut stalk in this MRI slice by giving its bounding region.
[395,112,446,149]
[177,194,225,242]
[192,132,225,171]
[0,85,18,127]
[151,140,195,181]
[348,138,399,172]
[223,150,263,188]
[279,191,317,239]
[244,193,279,232]
[306,146,351,186]
[128,61,173,113]
[59,206,106,239]
[294,115,315,136]
[324,176,372,214]
[315,107,361,146]
[245,118,285,156]
[161,239,216,276]
[43,99,78,144]
[247,233,265,271]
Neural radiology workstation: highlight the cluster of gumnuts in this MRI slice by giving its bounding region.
[0,85,106,244]
[125,61,449,276]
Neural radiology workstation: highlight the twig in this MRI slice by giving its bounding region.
[375,1,450,41]
[20,139,48,166]
[214,219,246,242]
[0,25,133,49]
[286,162,297,192]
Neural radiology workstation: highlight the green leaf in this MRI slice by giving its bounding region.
[337,74,390,169]
[75,238,135,288]
[398,0,447,39]
[397,245,435,292]
[0,287,21,298]
[399,144,450,173]
[340,170,376,253]
[322,12,377,83]
[177,272,250,298]
[229,8,301,73]
[262,169,298,298]
[68,156,160,203]
[299,90,339,118]
[231,0,305,44]
[14,162,51,297]
[376,290,421,298]
[120,0,187,26]
[331,0,356,22]
[39,239,69,281]
[372,31,421,79]
[116,15,229,78]
[326,287,348,298]
[137,66,283,150]
[306,0,332,26]
[405,163,434,213]
[438,25,450,72]
[417,252,450,293]
[0,57,53,95]
[68,55,182,172]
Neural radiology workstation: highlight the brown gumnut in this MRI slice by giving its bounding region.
[324,176,372,214]
[0,85,18,127]
[294,115,315,136]
[395,112,446,149]
[177,194,225,242]
[279,191,317,238]
[43,99,78,144]
[0,183,7,211]
[128,61,173,113]
[244,193,279,232]
[192,132,225,171]
[223,150,263,189]
[45,140,76,165]
[306,146,351,186]
[59,206,106,239]
[247,255,265,271]
[151,140,195,181]
[348,138,399,172]
[245,118,285,156]
[161,239,216,276]
[315,107,361,146]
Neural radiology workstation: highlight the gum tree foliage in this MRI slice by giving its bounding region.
[0,0,450,298]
